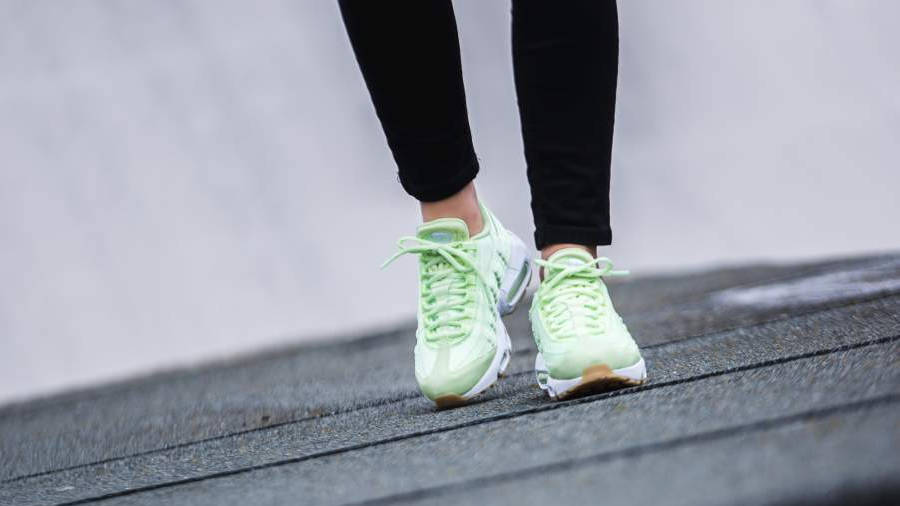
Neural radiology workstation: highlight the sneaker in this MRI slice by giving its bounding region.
[382,203,532,408]
[529,248,646,400]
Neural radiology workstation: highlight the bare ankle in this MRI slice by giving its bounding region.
[541,243,596,260]
[420,181,484,235]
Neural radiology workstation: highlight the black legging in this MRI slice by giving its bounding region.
[339,0,619,249]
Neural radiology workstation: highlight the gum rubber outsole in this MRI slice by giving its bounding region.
[536,355,647,400]
[434,394,469,409]
[553,364,646,400]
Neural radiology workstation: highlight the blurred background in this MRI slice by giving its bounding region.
[1,0,898,405]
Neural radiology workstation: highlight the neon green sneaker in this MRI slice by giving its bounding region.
[530,248,646,400]
[382,203,532,408]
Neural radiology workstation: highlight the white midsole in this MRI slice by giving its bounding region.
[535,353,647,400]
[460,319,512,398]
[457,235,532,400]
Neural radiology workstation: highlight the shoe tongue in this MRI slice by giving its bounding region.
[545,248,594,276]
[416,218,469,243]
[548,247,594,266]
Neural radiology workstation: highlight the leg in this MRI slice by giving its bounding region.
[338,0,482,233]
[343,1,533,407]
[518,1,645,400]
[512,0,619,258]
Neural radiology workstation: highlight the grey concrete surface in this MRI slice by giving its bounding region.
[0,253,898,505]
[405,404,900,506]
[3,0,900,405]
[2,254,897,481]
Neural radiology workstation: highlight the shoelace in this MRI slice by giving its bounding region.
[533,256,628,340]
[382,237,492,343]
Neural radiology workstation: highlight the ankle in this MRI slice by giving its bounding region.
[541,243,596,260]
[420,181,484,235]
[539,243,597,280]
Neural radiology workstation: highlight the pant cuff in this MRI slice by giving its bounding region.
[400,157,479,203]
[534,225,612,250]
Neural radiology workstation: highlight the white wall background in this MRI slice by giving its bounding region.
[1,0,898,404]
